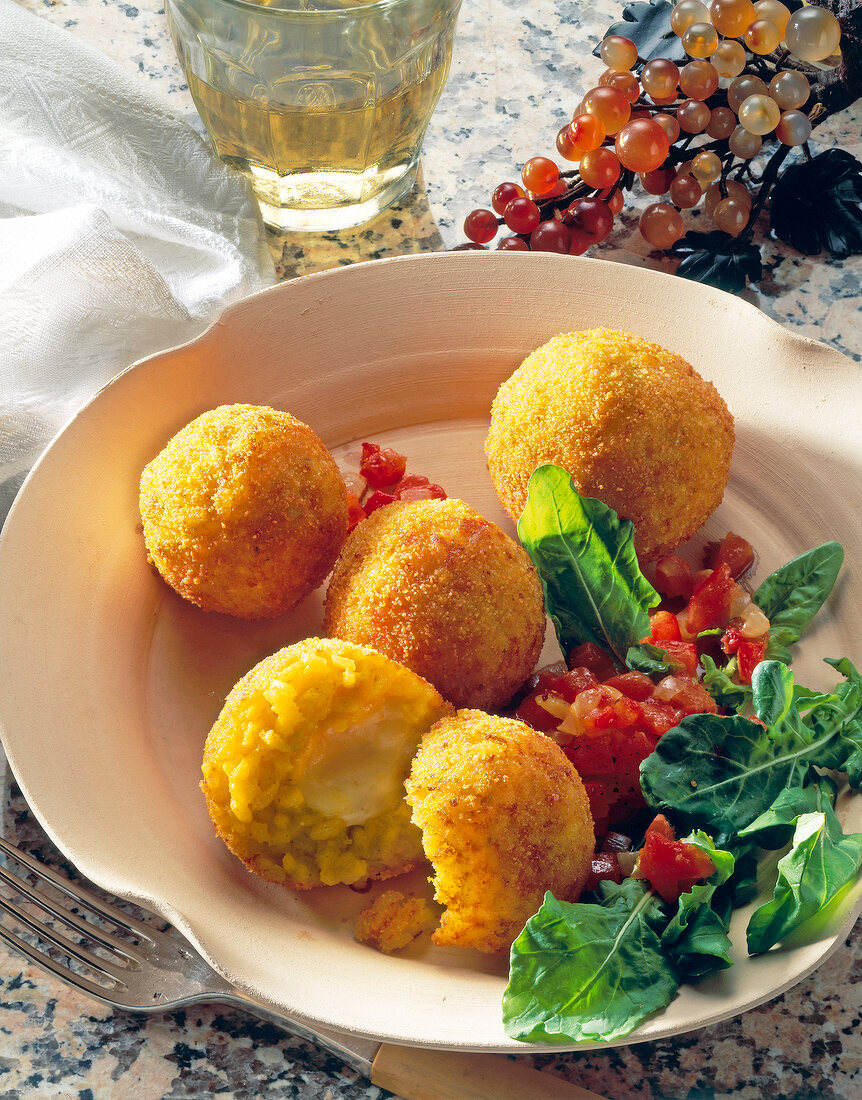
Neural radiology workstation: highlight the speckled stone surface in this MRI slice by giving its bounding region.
[4,1,862,1097]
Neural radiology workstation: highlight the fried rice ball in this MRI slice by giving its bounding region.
[139,404,348,618]
[201,637,451,889]
[324,499,545,711]
[405,710,594,954]
[485,328,735,561]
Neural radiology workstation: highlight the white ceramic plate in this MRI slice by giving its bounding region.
[1,252,860,1052]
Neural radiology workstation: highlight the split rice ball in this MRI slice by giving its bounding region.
[405,710,595,954]
[201,637,451,889]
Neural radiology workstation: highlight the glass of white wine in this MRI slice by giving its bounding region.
[166,0,462,231]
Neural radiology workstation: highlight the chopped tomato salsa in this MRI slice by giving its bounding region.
[348,442,448,527]
[359,442,407,488]
[633,814,716,902]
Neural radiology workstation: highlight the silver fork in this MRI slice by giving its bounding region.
[0,835,608,1100]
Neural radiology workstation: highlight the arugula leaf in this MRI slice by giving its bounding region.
[503,880,676,1043]
[641,660,862,841]
[626,641,675,677]
[746,801,862,954]
[739,777,838,851]
[660,832,735,980]
[640,711,797,842]
[700,653,752,711]
[754,542,844,663]
[517,465,659,664]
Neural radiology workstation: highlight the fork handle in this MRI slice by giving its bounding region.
[370,1043,609,1100]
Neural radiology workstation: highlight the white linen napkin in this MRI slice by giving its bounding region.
[0,0,275,523]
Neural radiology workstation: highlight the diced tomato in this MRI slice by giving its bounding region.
[634,815,715,902]
[513,692,563,733]
[686,562,739,634]
[638,699,684,736]
[709,531,756,580]
[722,624,768,684]
[559,667,601,699]
[737,638,767,683]
[345,490,366,533]
[583,781,613,837]
[604,671,654,701]
[363,490,397,515]
[584,852,622,892]
[567,642,617,680]
[653,674,718,715]
[394,473,447,502]
[654,554,696,600]
[645,812,675,841]
[522,661,568,696]
[647,610,682,642]
[659,640,699,677]
[566,726,657,828]
[359,442,407,489]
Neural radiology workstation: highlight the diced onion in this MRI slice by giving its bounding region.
[740,603,770,639]
[729,589,752,619]
[618,850,639,877]
[536,692,570,719]
[653,676,687,703]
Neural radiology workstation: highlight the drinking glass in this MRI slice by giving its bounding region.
[166,0,462,231]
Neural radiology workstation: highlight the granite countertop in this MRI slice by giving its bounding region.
[3,0,861,1097]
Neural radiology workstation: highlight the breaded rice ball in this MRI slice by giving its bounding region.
[324,499,545,711]
[405,710,594,953]
[201,637,451,889]
[139,404,348,619]
[485,328,735,561]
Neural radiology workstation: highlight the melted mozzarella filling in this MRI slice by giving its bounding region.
[297,709,416,827]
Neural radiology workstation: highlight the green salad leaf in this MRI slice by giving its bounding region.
[700,653,752,711]
[503,880,676,1043]
[739,777,838,851]
[625,641,675,677]
[746,800,862,954]
[517,465,659,664]
[660,832,735,979]
[640,660,862,841]
[754,542,844,663]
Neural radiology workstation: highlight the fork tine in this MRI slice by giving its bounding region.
[0,836,156,942]
[0,888,131,985]
[0,918,130,1006]
[0,862,146,966]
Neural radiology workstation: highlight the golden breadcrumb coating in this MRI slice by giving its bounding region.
[323,498,545,711]
[201,637,451,889]
[484,328,735,561]
[354,889,439,953]
[139,404,348,618]
[404,710,595,954]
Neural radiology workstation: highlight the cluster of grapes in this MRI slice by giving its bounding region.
[461,0,843,254]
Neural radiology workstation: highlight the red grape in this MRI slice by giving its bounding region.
[556,124,581,161]
[567,198,614,243]
[581,86,632,135]
[579,147,621,188]
[570,113,606,152]
[463,208,498,244]
[641,166,676,195]
[491,181,524,215]
[522,156,559,196]
[497,235,529,251]
[504,197,541,234]
[530,219,572,253]
[614,118,670,172]
[640,202,685,247]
